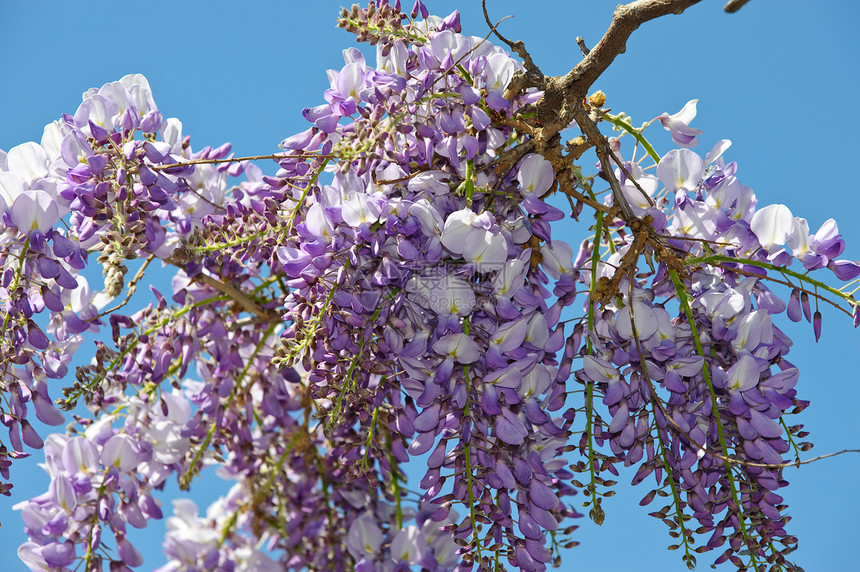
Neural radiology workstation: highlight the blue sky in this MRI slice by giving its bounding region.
[1,1,858,570]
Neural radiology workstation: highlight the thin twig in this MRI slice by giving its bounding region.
[660,397,860,469]
[708,262,853,317]
[724,0,752,13]
[196,274,272,320]
[771,448,860,467]
[558,0,703,97]
[534,0,703,139]
[481,0,544,78]
[557,185,611,215]
[570,101,637,221]
[150,153,333,171]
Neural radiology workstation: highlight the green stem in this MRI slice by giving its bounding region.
[385,429,403,530]
[668,268,757,566]
[687,254,855,310]
[583,209,605,513]
[181,321,277,489]
[603,113,661,164]
[461,316,484,562]
[65,294,230,408]
[655,431,696,564]
[325,284,397,429]
[629,302,696,565]
[218,511,240,548]
[84,472,111,569]
[285,264,347,362]
[2,237,30,332]
[362,406,380,473]
[779,418,804,463]
[286,158,330,232]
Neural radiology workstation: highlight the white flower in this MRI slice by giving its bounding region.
[750,204,793,250]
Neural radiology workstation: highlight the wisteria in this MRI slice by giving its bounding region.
[1,1,859,571]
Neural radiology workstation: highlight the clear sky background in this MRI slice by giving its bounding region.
[1,1,859,570]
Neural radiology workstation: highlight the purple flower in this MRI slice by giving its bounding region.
[346,514,383,561]
[10,190,60,233]
[829,259,860,281]
[657,148,704,192]
[100,434,141,472]
[658,99,703,148]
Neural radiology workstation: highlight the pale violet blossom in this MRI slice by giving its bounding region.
[433,333,480,363]
[787,216,811,258]
[346,513,383,560]
[440,208,477,254]
[493,255,528,299]
[430,30,472,65]
[519,364,551,400]
[463,228,507,270]
[615,299,660,341]
[377,41,409,77]
[671,200,717,239]
[750,203,793,251]
[490,319,528,352]
[540,240,574,280]
[5,142,50,182]
[619,163,658,215]
[9,190,60,233]
[658,99,702,148]
[525,311,550,348]
[342,191,381,227]
[0,171,26,212]
[390,525,427,565]
[516,153,554,196]
[704,139,732,165]
[484,52,516,110]
[407,274,476,316]
[305,202,335,241]
[727,352,760,393]
[582,355,620,383]
[74,94,118,138]
[732,309,774,354]
[100,434,141,473]
[656,148,704,192]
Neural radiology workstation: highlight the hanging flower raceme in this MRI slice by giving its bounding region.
[567,110,859,569]
[251,8,582,569]
[5,2,860,572]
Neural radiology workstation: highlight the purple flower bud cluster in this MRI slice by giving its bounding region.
[0,77,224,440]
[1,133,100,499]
[569,133,859,568]
[1,73,266,569]
[55,74,243,268]
[0,71,254,514]
[4,3,860,572]
[155,488,280,572]
[256,9,583,570]
[15,416,170,571]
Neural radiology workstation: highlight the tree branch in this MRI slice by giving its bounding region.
[560,0,702,94]
[531,0,702,135]
[196,274,272,320]
[163,243,274,321]
[569,100,637,221]
[576,36,590,56]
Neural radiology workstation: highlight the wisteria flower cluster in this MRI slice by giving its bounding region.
[2,1,858,571]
